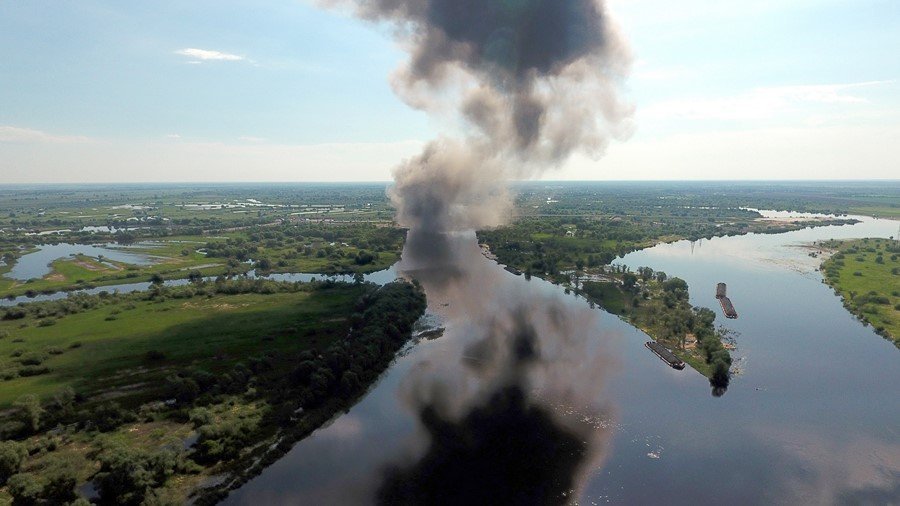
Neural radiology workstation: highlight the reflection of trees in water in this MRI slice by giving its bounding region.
[377,385,586,506]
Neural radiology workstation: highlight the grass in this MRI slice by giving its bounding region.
[820,238,900,346]
[0,287,365,407]
[581,281,627,315]
[847,205,900,220]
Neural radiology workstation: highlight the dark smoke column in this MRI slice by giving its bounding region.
[316,1,632,503]
[327,0,633,234]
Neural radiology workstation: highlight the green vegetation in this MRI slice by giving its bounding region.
[820,238,900,346]
[0,224,403,299]
[479,213,857,284]
[0,184,406,300]
[579,267,732,393]
[0,278,427,503]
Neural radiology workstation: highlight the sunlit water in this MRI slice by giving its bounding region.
[4,243,157,280]
[224,213,899,505]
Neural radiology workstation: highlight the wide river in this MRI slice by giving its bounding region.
[220,213,899,505]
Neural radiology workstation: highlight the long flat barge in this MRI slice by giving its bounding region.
[719,296,738,319]
[645,341,685,370]
[503,265,522,276]
[715,282,738,319]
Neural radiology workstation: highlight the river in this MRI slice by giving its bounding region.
[221,213,899,505]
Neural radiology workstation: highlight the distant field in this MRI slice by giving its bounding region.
[820,238,900,346]
[848,205,900,219]
[0,286,363,407]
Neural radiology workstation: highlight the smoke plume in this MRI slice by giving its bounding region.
[380,236,616,504]
[328,0,633,232]
[317,1,632,502]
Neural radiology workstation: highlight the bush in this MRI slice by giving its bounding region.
[0,441,27,485]
[90,402,136,432]
[95,443,180,505]
[7,472,42,505]
[18,366,50,377]
[18,354,45,366]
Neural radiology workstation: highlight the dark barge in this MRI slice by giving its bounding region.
[645,341,685,370]
[503,265,522,276]
[719,297,738,319]
[715,282,738,319]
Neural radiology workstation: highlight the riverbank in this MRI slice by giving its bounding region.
[818,238,900,347]
[0,279,427,504]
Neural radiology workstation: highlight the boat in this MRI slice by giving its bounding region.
[503,265,522,276]
[645,341,685,370]
[716,282,738,318]
[719,296,738,319]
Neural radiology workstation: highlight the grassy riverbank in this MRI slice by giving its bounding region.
[819,238,900,346]
[0,279,427,504]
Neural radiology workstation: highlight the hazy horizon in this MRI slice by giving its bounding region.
[3,0,899,183]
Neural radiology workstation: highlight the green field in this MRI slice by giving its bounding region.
[0,285,363,408]
[820,238,900,346]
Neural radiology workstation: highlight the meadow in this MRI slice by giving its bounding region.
[820,237,900,345]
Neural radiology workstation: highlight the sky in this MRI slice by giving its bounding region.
[1,0,898,183]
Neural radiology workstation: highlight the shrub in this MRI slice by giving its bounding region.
[7,473,42,505]
[18,366,50,377]
[18,353,45,366]
[0,441,27,485]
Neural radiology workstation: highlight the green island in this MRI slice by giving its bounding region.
[819,238,900,346]
[577,268,732,390]
[0,278,427,504]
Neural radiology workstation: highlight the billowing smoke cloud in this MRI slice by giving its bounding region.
[379,236,616,504]
[328,0,633,232]
[315,1,631,502]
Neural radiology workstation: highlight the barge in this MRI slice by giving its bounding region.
[645,341,685,370]
[503,265,522,276]
[719,297,738,319]
[715,282,738,319]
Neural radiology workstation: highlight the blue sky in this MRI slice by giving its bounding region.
[1,0,898,182]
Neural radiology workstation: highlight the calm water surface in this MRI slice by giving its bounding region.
[0,266,399,307]
[224,214,900,505]
[4,243,156,280]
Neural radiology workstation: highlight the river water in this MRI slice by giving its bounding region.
[4,243,157,280]
[220,214,899,505]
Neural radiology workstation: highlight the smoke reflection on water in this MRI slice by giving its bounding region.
[378,230,617,504]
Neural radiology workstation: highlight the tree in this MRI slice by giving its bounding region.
[149,273,164,285]
[0,441,27,485]
[14,395,42,433]
[622,272,638,292]
[7,473,42,506]
[42,457,78,504]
